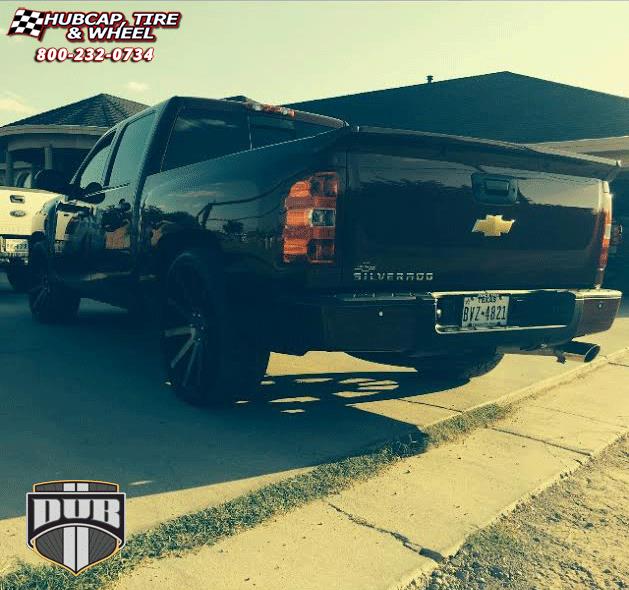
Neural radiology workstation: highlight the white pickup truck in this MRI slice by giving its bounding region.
[0,184,59,291]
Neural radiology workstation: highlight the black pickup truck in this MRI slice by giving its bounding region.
[31,96,622,406]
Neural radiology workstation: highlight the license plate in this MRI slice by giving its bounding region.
[461,294,509,328]
[1,238,28,254]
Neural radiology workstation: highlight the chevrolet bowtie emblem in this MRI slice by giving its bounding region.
[472,214,515,237]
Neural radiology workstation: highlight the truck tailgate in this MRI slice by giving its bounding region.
[0,187,58,236]
[341,128,618,291]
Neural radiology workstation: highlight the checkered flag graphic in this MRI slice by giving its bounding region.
[8,8,45,40]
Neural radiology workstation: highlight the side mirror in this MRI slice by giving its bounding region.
[79,182,105,203]
[33,169,72,195]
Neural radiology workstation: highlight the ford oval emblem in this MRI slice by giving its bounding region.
[10,210,27,217]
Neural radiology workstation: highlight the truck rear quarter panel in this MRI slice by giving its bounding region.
[137,128,348,292]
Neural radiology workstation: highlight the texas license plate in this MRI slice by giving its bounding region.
[461,294,509,328]
[1,238,28,254]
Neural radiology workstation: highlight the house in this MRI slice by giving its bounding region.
[0,93,147,187]
[289,71,629,155]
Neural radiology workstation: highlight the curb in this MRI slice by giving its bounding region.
[418,345,629,426]
[389,348,629,590]
[488,346,629,408]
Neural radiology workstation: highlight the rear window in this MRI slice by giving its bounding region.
[162,107,249,171]
[250,115,335,149]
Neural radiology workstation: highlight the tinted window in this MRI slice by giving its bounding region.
[162,108,249,171]
[250,115,336,149]
[14,171,32,188]
[108,113,156,187]
[77,134,114,190]
[250,116,295,148]
[295,120,336,139]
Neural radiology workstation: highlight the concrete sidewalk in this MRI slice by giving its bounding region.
[114,354,629,590]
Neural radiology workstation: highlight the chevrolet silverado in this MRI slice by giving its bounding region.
[30,96,622,406]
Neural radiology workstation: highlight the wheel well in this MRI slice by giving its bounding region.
[154,230,222,279]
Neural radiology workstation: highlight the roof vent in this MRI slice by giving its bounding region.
[426,75,434,84]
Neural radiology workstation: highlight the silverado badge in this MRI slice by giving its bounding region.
[353,262,433,282]
[472,214,515,237]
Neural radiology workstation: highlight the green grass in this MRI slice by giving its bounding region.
[425,403,507,446]
[0,403,507,590]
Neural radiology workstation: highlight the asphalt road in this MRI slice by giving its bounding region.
[0,275,627,539]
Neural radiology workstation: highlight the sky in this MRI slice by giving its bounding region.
[1,1,629,126]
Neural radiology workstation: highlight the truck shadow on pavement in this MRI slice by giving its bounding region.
[251,370,462,410]
[0,280,465,520]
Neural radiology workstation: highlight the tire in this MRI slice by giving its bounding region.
[28,243,80,324]
[6,265,33,293]
[161,248,270,406]
[411,351,504,380]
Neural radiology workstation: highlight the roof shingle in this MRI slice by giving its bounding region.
[289,72,629,143]
[4,94,148,129]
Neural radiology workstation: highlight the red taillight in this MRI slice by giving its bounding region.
[596,183,613,286]
[283,171,339,264]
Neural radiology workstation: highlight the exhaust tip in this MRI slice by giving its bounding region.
[557,341,601,363]
[583,344,601,363]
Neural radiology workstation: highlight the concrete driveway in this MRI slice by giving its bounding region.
[0,275,627,546]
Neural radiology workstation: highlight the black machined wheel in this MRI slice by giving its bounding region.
[161,249,270,406]
[28,242,80,324]
[163,261,217,400]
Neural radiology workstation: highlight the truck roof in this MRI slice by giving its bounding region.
[112,96,622,180]
[151,95,348,129]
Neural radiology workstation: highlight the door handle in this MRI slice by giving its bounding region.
[484,179,510,196]
[472,173,518,205]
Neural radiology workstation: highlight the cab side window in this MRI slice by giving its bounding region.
[250,116,336,149]
[161,107,249,172]
[76,133,114,190]
[107,113,156,187]
[250,115,296,148]
[295,120,336,139]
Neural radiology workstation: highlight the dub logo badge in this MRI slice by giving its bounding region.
[26,481,125,575]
